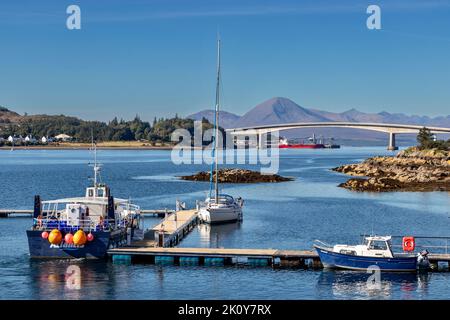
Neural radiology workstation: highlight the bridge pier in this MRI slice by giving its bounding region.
[387,132,398,151]
[256,132,265,149]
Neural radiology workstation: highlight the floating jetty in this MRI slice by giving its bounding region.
[108,245,450,271]
[108,246,322,268]
[132,209,199,248]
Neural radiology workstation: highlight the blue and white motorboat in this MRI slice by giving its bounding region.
[314,236,422,272]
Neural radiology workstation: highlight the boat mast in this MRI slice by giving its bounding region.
[91,131,100,188]
[214,38,221,204]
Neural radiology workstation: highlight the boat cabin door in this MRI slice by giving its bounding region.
[157,232,164,247]
[367,239,393,258]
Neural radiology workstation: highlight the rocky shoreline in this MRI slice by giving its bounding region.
[179,168,293,183]
[333,148,450,192]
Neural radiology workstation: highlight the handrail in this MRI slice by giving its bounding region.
[313,239,332,249]
[33,217,120,232]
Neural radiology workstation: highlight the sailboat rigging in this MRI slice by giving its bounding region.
[198,38,244,224]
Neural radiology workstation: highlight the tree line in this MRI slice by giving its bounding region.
[0,113,215,144]
[417,127,450,151]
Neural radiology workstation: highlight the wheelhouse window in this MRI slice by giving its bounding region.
[369,240,388,250]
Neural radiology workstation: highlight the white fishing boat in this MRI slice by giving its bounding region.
[198,38,244,224]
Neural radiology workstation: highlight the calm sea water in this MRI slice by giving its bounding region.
[0,148,449,300]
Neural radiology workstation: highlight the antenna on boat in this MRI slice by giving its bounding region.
[89,129,102,187]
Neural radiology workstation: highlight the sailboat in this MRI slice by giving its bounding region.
[198,38,244,224]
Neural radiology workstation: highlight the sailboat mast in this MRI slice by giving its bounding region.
[214,38,221,204]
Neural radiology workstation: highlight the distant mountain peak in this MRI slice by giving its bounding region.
[187,109,241,129]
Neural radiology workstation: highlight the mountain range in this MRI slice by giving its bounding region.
[188,97,450,145]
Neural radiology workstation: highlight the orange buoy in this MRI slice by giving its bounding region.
[41,231,49,239]
[402,236,415,252]
[65,233,74,244]
[87,233,94,242]
[73,230,87,246]
[48,229,62,245]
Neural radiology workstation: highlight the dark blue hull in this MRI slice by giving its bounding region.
[315,246,417,272]
[27,230,126,259]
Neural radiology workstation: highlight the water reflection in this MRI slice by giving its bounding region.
[316,270,431,299]
[30,259,113,299]
[198,223,241,248]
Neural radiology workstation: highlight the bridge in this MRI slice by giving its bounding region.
[226,122,450,150]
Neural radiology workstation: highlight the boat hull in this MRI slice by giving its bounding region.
[314,246,417,272]
[198,207,242,224]
[279,144,325,149]
[27,230,126,259]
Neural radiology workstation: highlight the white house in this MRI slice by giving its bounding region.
[55,134,72,142]
[41,136,48,144]
[25,135,37,144]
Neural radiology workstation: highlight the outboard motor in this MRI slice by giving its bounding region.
[417,249,430,270]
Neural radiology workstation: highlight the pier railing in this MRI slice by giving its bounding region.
[33,218,121,232]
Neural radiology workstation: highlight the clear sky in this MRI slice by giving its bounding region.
[0,0,449,121]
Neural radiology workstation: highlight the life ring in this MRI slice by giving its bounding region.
[402,236,415,252]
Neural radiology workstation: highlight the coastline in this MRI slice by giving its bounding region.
[0,142,175,150]
[333,148,450,192]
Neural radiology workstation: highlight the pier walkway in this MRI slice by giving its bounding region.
[108,246,322,267]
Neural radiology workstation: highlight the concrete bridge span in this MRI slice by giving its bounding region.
[226,122,450,150]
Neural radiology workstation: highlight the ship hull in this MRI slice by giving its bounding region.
[314,246,417,272]
[279,144,325,149]
[198,207,242,224]
[27,230,126,259]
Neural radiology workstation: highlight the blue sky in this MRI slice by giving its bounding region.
[0,0,449,120]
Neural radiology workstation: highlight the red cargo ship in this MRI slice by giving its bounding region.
[279,135,325,149]
[279,143,325,149]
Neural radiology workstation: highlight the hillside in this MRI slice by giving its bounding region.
[187,110,240,129]
[0,106,22,124]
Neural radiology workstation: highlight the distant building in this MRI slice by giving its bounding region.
[41,136,48,144]
[25,135,37,144]
[55,134,72,142]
